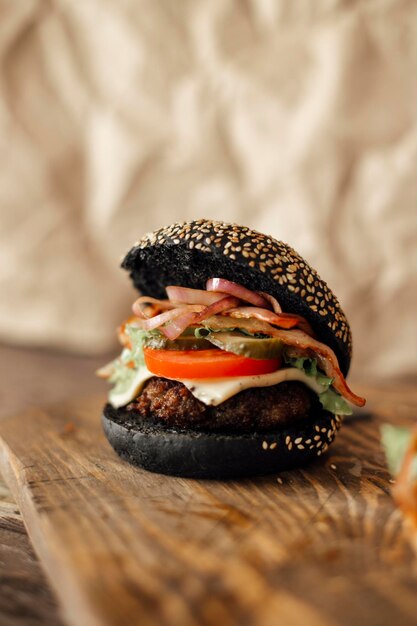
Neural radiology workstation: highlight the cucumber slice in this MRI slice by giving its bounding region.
[204,332,283,360]
[143,334,212,351]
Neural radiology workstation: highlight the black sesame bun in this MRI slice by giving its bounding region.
[103,219,351,479]
[123,219,351,375]
[102,404,342,479]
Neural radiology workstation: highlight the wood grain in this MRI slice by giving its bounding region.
[0,385,417,626]
[0,343,110,626]
[0,500,62,626]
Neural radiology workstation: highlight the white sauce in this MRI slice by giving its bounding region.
[109,367,154,409]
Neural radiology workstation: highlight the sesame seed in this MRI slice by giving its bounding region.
[288,442,293,450]
[297,445,305,450]
[294,437,302,444]
[285,436,291,445]
[270,442,277,450]
[262,441,268,450]
[277,477,283,485]
[135,219,352,359]
[330,464,337,470]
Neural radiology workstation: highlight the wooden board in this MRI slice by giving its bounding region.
[0,386,417,626]
[0,500,62,626]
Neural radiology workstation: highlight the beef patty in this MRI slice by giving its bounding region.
[125,377,320,432]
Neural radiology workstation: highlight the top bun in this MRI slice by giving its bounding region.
[122,219,352,376]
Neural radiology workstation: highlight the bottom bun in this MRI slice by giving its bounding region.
[102,404,342,479]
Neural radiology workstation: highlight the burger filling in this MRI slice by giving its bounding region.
[98,279,365,425]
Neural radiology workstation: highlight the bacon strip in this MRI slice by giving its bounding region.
[225,307,297,328]
[224,307,314,335]
[197,315,364,407]
[268,328,366,407]
[132,296,174,318]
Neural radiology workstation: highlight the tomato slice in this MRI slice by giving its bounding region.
[143,347,281,379]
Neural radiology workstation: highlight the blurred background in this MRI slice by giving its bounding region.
[1,0,417,386]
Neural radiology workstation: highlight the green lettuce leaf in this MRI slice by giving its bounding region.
[284,355,333,388]
[319,388,352,415]
[284,354,352,415]
[108,325,150,388]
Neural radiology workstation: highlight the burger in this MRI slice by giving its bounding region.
[98,219,365,478]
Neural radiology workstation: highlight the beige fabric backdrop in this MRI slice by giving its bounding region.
[0,0,416,380]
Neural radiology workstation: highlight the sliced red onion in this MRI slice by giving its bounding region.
[166,286,224,306]
[206,278,270,308]
[259,292,282,314]
[133,305,203,332]
[160,310,201,340]
[162,296,241,340]
[194,296,241,323]
[130,279,312,341]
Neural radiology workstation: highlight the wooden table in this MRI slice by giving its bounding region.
[1,343,417,626]
[0,344,108,626]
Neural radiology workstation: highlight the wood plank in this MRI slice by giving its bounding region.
[0,500,62,626]
[0,386,416,626]
[0,342,111,626]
